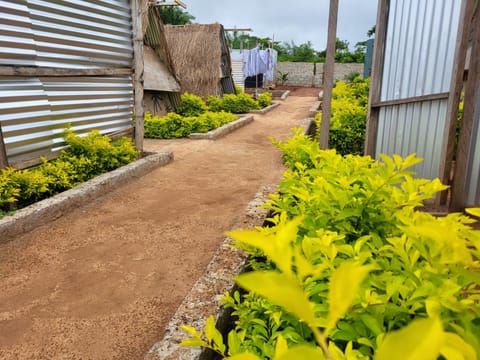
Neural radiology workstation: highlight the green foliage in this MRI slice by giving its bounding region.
[158,2,195,25]
[315,77,370,155]
[176,92,208,117]
[0,130,138,217]
[207,93,261,113]
[182,136,480,359]
[277,71,289,85]
[257,92,273,108]
[144,111,237,139]
[234,84,244,94]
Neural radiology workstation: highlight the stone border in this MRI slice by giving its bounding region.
[308,101,321,117]
[249,101,281,114]
[280,90,290,100]
[144,185,276,360]
[189,115,254,140]
[0,151,174,242]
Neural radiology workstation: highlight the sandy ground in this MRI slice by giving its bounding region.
[0,88,319,360]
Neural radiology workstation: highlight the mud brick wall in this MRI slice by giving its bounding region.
[275,62,364,87]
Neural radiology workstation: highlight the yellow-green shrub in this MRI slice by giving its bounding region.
[145,111,237,139]
[0,131,138,217]
[257,92,272,108]
[175,92,208,117]
[207,93,260,113]
[316,77,369,155]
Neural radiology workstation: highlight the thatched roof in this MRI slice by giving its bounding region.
[164,23,228,98]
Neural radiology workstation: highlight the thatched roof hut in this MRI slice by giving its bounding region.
[164,23,236,98]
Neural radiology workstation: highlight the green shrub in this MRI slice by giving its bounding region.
[316,78,370,155]
[182,135,480,359]
[207,93,260,114]
[234,84,244,94]
[257,92,273,108]
[0,131,138,217]
[144,111,237,139]
[175,92,208,117]
[206,95,224,113]
[145,112,191,139]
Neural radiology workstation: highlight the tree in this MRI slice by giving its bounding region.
[158,2,195,25]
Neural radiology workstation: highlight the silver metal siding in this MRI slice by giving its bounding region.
[381,0,461,101]
[376,0,462,180]
[0,0,132,68]
[465,91,480,206]
[376,100,447,179]
[231,60,244,91]
[0,76,133,163]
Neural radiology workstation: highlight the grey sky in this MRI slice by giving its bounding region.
[185,0,378,51]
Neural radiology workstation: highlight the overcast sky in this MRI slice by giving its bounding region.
[185,0,378,51]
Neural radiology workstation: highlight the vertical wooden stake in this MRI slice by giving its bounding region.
[0,126,8,169]
[450,0,480,210]
[131,0,145,153]
[319,0,339,149]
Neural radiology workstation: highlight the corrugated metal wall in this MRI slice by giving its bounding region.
[231,60,244,91]
[0,77,133,166]
[375,0,462,179]
[0,0,132,68]
[464,91,480,206]
[0,0,133,168]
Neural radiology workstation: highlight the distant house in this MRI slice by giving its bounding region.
[164,23,236,99]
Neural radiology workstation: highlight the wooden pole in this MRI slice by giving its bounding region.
[0,125,8,169]
[364,0,390,156]
[319,0,338,149]
[131,0,145,153]
[450,0,480,211]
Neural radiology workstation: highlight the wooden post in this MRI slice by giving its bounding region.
[319,0,338,149]
[437,0,475,207]
[131,0,145,153]
[364,0,389,156]
[0,126,8,169]
[450,0,480,211]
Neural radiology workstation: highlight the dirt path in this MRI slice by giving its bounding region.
[0,90,318,359]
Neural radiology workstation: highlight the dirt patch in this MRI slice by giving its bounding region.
[273,85,322,97]
[0,93,318,359]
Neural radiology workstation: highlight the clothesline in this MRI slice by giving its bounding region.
[235,47,278,83]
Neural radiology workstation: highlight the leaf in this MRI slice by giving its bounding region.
[228,217,302,274]
[274,344,326,360]
[274,335,288,359]
[440,332,477,360]
[179,337,208,348]
[205,315,226,354]
[227,330,241,355]
[326,262,373,335]
[180,324,200,337]
[466,208,480,219]
[226,353,262,360]
[236,271,318,328]
[375,317,444,360]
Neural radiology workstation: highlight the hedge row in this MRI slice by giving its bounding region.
[0,130,138,217]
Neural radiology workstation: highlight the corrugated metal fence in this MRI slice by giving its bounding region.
[0,0,133,169]
[370,0,462,180]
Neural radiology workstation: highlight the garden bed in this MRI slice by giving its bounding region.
[0,150,173,242]
[249,101,281,114]
[189,115,254,140]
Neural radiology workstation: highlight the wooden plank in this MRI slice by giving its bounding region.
[450,0,480,211]
[437,0,475,207]
[0,66,132,77]
[370,92,449,108]
[319,0,338,149]
[0,126,8,169]
[131,0,145,152]
[364,0,389,156]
